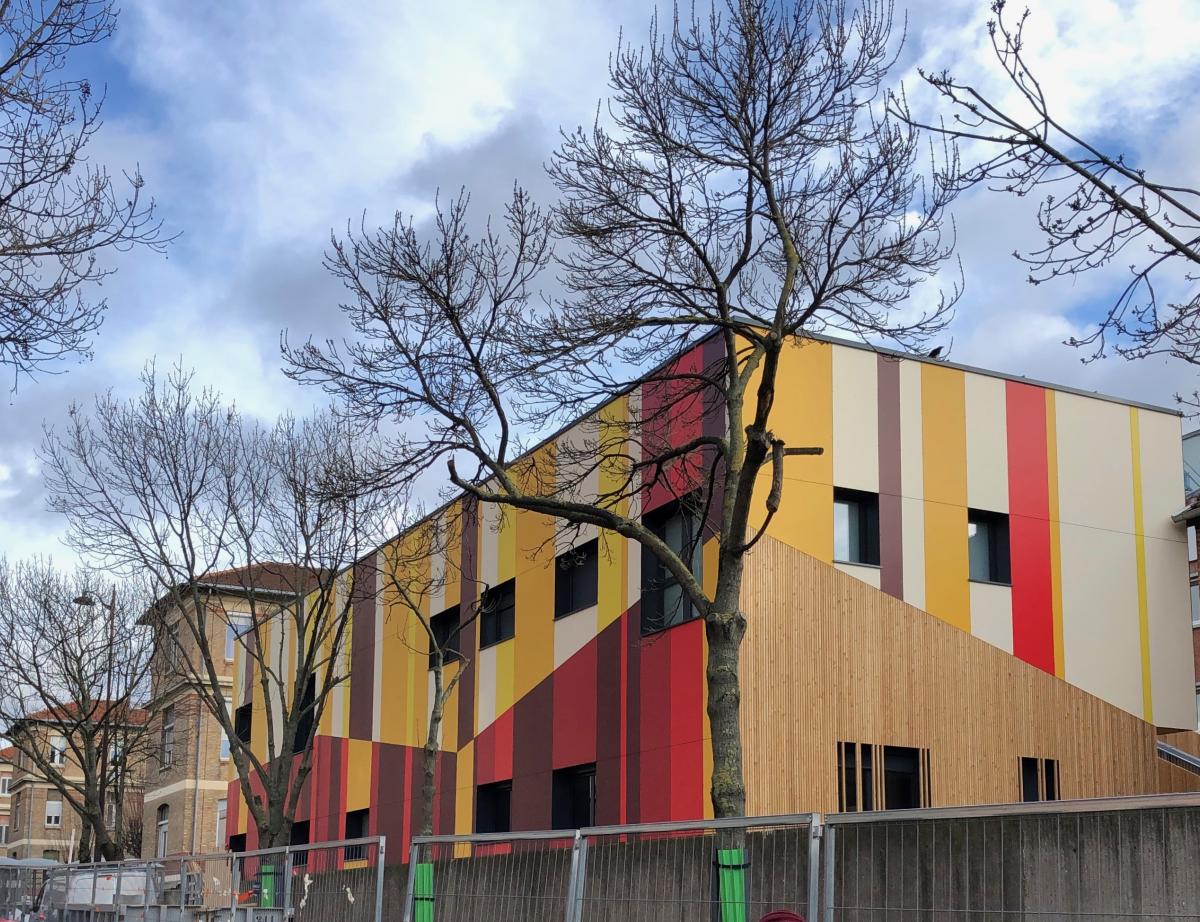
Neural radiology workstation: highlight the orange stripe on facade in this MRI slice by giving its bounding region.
[921,363,970,632]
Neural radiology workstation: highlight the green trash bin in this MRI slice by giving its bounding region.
[259,864,277,908]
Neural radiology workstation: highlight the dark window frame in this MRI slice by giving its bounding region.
[1020,756,1060,802]
[344,808,369,860]
[476,780,513,834]
[833,487,881,567]
[480,579,516,649]
[428,605,463,669]
[552,762,597,829]
[234,703,253,745]
[640,495,704,636]
[555,540,599,619]
[293,675,315,754]
[968,509,1012,585]
[838,740,930,812]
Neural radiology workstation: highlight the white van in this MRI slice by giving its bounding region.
[33,866,161,922]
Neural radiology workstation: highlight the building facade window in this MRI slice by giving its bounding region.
[234,703,253,745]
[293,675,315,754]
[160,707,175,768]
[1020,757,1060,802]
[45,799,62,828]
[225,614,252,661]
[0,824,8,844]
[216,798,227,849]
[480,579,516,648]
[49,735,67,767]
[166,623,181,670]
[105,800,117,828]
[344,809,369,861]
[0,776,9,795]
[290,819,309,865]
[552,762,597,829]
[156,805,169,857]
[476,780,512,834]
[428,605,462,670]
[833,488,881,566]
[555,539,599,618]
[967,509,1011,584]
[220,697,233,761]
[641,497,703,635]
[837,741,931,812]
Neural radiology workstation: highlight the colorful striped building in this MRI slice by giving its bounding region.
[225,335,1199,858]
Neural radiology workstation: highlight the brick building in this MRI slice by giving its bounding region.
[0,747,13,856]
[141,565,312,857]
[3,708,145,861]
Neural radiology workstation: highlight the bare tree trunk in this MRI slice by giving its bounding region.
[420,678,446,837]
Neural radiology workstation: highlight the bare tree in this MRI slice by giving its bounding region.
[893,0,1200,369]
[0,558,153,861]
[40,366,396,848]
[286,0,957,819]
[375,509,486,836]
[0,0,167,382]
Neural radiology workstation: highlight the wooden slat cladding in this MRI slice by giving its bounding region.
[739,536,1196,816]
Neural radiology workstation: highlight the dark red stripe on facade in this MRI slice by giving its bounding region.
[594,617,623,825]
[511,674,554,830]
[877,355,904,599]
[668,619,705,819]
[624,606,642,822]
[638,630,672,822]
[349,555,377,740]
[376,743,406,858]
[1006,381,1055,674]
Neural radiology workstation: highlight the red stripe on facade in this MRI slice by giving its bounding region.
[668,618,704,820]
[637,630,672,822]
[553,637,598,770]
[1006,381,1056,673]
[625,607,642,822]
[641,344,707,514]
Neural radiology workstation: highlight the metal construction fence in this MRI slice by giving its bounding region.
[402,793,1200,922]
[18,836,384,922]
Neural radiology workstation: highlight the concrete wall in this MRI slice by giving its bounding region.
[830,805,1200,922]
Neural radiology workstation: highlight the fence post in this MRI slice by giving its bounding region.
[90,859,99,922]
[142,861,151,922]
[373,837,387,922]
[281,846,293,920]
[822,823,837,922]
[401,842,419,922]
[178,858,187,922]
[114,863,125,922]
[565,830,589,922]
[229,854,241,922]
[807,819,822,922]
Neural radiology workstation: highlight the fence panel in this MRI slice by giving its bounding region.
[579,816,819,922]
[405,831,578,922]
[824,796,1200,922]
[16,837,384,922]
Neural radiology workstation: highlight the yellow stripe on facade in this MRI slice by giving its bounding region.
[597,396,631,630]
[760,337,833,560]
[345,738,373,811]
[1129,407,1153,723]
[921,363,970,632]
[1045,391,1066,679]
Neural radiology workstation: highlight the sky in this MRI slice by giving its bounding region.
[1,0,1198,562]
